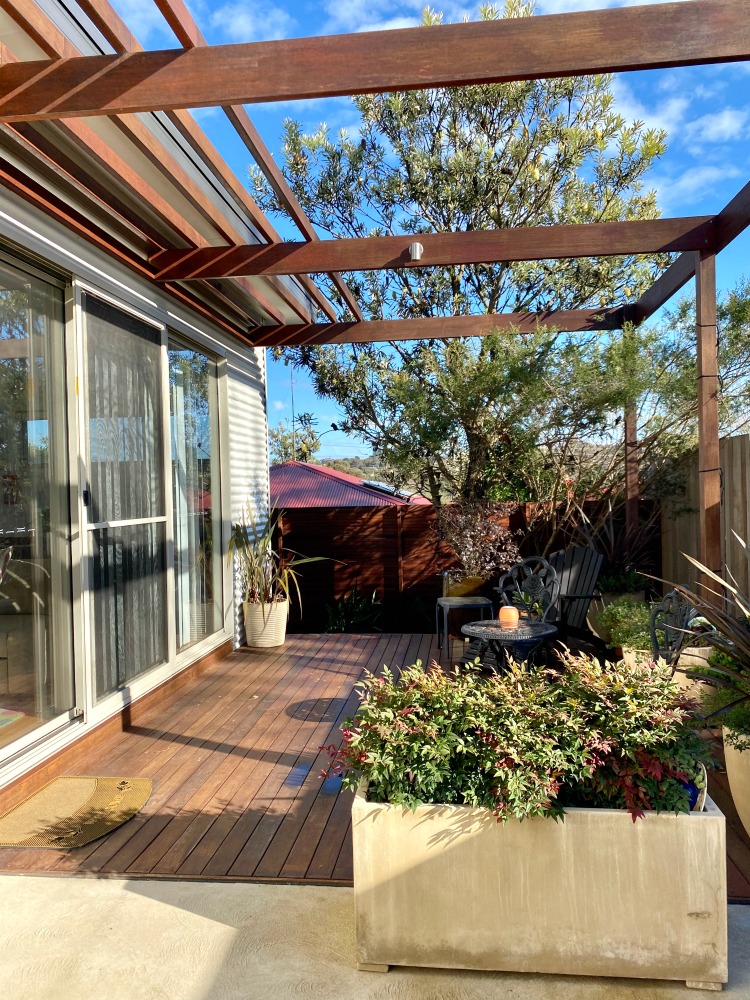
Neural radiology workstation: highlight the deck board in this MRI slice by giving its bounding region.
[0,632,748,899]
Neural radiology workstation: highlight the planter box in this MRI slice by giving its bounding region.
[724,726,750,840]
[353,784,727,989]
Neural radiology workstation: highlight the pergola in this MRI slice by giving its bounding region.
[1,0,749,581]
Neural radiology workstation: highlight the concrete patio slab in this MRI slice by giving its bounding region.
[0,876,748,1000]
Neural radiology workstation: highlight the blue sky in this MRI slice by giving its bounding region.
[115,0,750,460]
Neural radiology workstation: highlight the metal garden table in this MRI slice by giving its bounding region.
[460,619,558,671]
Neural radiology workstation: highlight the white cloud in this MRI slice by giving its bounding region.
[355,16,420,33]
[610,77,689,136]
[654,164,742,214]
[273,400,287,412]
[320,0,470,36]
[537,0,693,11]
[209,1,296,42]
[109,0,178,45]
[683,108,750,147]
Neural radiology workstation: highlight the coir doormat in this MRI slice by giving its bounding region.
[0,776,152,848]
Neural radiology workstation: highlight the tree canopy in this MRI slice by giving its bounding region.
[249,1,750,549]
[269,412,322,464]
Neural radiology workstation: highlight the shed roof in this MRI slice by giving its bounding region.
[269,462,431,508]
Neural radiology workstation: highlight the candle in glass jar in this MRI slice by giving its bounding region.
[498,605,519,629]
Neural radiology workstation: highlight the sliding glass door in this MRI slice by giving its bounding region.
[169,340,221,652]
[82,294,168,700]
[0,257,74,748]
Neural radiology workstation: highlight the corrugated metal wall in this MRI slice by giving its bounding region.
[661,433,750,596]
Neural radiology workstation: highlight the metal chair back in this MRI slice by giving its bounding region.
[649,589,694,668]
[496,556,560,623]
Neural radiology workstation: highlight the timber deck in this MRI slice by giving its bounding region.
[0,632,747,902]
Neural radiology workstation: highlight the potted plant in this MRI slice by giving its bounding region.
[597,595,652,667]
[228,505,326,647]
[587,568,648,642]
[670,548,750,841]
[436,501,519,596]
[326,652,725,987]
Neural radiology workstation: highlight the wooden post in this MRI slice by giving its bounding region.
[696,251,722,584]
[624,404,639,545]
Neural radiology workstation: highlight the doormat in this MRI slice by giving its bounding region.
[0,776,152,848]
[0,710,24,729]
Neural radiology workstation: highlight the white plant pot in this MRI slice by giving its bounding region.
[352,782,727,987]
[724,726,750,840]
[243,599,288,647]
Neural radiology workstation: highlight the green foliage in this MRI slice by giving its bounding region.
[317,455,382,478]
[670,548,750,749]
[269,412,321,464]
[597,597,652,650]
[228,504,327,611]
[325,649,711,822]
[598,569,648,594]
[250,2,673,510]
[702,651,750,751]
[436,501,520,579]
[325,584,382,633]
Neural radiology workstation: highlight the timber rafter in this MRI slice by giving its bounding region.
[150,218,715,279]
[249,310,631,347]
[0,2,747,122]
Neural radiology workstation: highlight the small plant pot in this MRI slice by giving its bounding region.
[673,647,713,704]
[243,599,288,647]
[444,576,486,597]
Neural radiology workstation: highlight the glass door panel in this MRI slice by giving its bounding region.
[0,258,73,750]
[169,341,221,651]
[82,294,167,699]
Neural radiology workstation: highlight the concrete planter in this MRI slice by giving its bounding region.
[587,590,646,644]
[243,599,288,647]
[675,647,713,704]
[620,644,652,669]
[353,783,727,989]
[724,726,750,841]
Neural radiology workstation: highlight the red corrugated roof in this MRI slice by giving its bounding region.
[269,462,431,508]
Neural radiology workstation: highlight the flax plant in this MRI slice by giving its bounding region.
[228,504,327,618]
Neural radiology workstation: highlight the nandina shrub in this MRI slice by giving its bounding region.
[324,650,712,822]
[552,649,713,818]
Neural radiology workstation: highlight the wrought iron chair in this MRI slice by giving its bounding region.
[649,588,694,671]
[496,555,561,623]
[459,556,561,671]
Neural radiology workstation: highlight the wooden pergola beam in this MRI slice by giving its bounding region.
[633,252,696,323]
[633,179,750,323]
[696,251,722,581]
[248,309,628,347]
[0,1,747,122]
[150,0,362,321]
[149,217,714,279]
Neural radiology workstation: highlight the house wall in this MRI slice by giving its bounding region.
[0,185,271,788]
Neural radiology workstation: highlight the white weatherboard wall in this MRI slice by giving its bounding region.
[227,350,270,647]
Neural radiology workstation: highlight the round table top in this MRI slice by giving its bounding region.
[461,619,558,643]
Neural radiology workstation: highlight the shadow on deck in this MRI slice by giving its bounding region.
[0,631,747,901]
